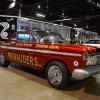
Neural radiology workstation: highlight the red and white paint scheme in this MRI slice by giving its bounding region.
[0,30,100,89]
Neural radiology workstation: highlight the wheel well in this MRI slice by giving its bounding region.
[44,59,71,77]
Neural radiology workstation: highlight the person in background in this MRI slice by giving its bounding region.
[74,30,80,44]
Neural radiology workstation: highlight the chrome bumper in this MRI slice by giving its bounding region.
[72,65,100,80]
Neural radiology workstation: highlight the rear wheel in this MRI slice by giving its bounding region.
[46,61,69,89]
[0,54,10,67]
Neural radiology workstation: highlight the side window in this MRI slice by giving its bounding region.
[89,40,94,44]
[86,40,92,44]
[94,40,97,44]
[91,40,94,44]
[17,33,30,43]
[95,40,99,44]
[86,40,91,44]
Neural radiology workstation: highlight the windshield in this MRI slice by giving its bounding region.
[32,31,66,44]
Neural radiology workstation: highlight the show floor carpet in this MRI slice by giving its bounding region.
[0,65,100,100]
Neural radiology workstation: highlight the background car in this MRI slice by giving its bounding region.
[83,39,100,47]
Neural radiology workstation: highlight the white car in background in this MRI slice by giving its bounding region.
[83,39,100,47]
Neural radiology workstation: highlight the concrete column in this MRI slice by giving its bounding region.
[18,9,21,17]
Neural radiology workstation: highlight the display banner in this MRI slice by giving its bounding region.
[0,16,17,41]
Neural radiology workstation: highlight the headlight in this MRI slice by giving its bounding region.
[83,53,88,60]
[86,55,97,66]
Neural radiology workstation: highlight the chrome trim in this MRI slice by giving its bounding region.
[72,65,100,80]
[0,46,82,57]
[0,54,5,64]
[85,65,100,74]
[48,65,62,85]
[72,69,90,80]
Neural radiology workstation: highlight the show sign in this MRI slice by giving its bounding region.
[0,16,17,41]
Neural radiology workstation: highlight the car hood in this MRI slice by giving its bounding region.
[64,44,96,54]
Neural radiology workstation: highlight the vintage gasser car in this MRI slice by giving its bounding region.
[0,30,100,89]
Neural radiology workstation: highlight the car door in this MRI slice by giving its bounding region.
[7,31,37,68]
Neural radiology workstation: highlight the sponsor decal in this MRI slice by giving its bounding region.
[73,61,78,66]
[6,18,14,21]
[35,44,59,50]
[1,32,8,38]
[0,22,10,39]
[7,52,41,67]
[16,43,33,47]
[2,42,11,46]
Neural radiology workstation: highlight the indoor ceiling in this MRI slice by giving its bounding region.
[0,0,100,34]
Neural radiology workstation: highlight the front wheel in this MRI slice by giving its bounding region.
[0,54,10,67]
[46,61,69,89]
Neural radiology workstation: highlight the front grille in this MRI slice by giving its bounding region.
[85,65,100,75]
[86,64,100,67]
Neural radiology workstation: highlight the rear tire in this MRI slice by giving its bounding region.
[46,61,69,89]
[0,54,10,67]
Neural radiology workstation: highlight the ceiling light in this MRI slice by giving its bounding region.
[46,0,49,9]
[38,5,41,8]
[61,23,63,25]
[62,12,65,16]
[74,28,83,30]
[87,0,91,2]
[74,24,77,26]
[36,13,45,18]
[8,0,16,9]
[52,18,72,22]
[46,6,48,9]
[86,25,89,28]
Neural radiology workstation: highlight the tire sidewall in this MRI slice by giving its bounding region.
[0,55,10,67]
[46,61,69,89]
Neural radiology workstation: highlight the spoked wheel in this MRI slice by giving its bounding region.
[0,54,10,67]
[46,61,69,89]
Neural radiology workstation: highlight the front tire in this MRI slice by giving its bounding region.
[0,54,10,67]
[46,61,69,89]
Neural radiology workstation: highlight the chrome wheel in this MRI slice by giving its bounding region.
[0,54,5,64]
[48,65,62,85]
[46,61,69,89]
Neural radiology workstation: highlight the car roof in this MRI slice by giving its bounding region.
[88,39,100,40]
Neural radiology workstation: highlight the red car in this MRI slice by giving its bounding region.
[0,30,100,89]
